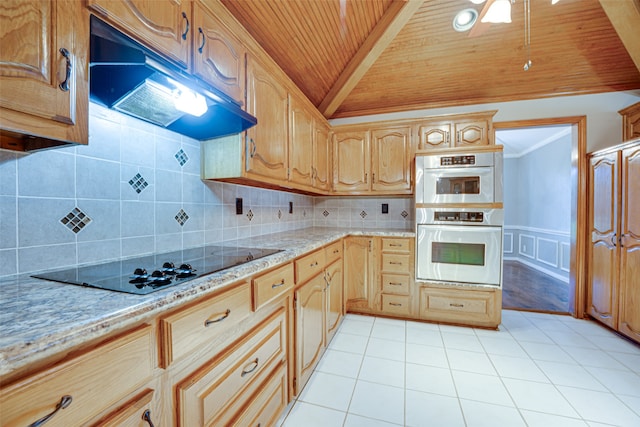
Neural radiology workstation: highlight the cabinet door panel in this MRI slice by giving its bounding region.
[87,0,190,67]
[332,131,370,192]
[313,119,331,191]
[246,58,288,181]
[371,126,412,193]
[619,146,640,342]
[418,123,451,150]
[326,259,343,343]
[192,2,244,102]
[1,0,77,124]
[454,120,489,146]
[289,95,314,188]
[588,153,619,328]
[344,237,374,310]
[295,275,326,393]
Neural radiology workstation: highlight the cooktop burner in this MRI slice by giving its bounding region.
[32,245,282,295]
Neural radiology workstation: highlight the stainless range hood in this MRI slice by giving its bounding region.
[89,16,256,140]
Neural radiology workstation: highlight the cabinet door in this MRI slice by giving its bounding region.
[618,145,640,343]
[87,0,190,67]
[295,275,326,393]
[289,95,314,188]
[326,258,343,344]
[418,122,451,150]
[344,237,375,311]
[192,2,244,103]
[371,125,412,193]
[0,0,88,146]
[454,119,490,147]
[246,58,289,181]
[313,119,331,191]
[588,152,619,329]
[332,131,370,193]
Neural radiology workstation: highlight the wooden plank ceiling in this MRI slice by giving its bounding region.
[221,0,640,119]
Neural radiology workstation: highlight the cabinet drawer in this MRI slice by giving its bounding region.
[253,263,294,310]
[325,240,342,264]
[295,248,326,284]
[382,238,410,253]
[0,325,154,427]
[419,286,500,327]
[92,388,155,427]
[177,308,287,427]
[382,294,411,315]
[232,363,287,427]
[160,282,252,367]
[382,274,410,294]
[381,253,411,273]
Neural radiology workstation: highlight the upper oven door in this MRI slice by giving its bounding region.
[419,167,495,204]
[416,224,502,286]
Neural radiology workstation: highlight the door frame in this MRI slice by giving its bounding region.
[494,116,587,318]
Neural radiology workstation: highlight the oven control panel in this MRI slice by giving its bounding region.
[434,211,484,222]
[440,155,476,166]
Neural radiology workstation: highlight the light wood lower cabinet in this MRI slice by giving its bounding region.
[588,140,640,344]
[0,325,155,427]
[176,306,287,427]
[326,258,344,343]
[419,284,502,328]
[344,236,376,312]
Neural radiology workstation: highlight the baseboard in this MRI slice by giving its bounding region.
[503,257,570,284]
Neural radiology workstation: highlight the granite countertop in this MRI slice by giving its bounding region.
[0,227,414,379]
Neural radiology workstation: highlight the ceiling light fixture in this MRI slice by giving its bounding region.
[481,0,513,24]
[453,8,479,32]
[469,0,486,4]
[523,0,532,70]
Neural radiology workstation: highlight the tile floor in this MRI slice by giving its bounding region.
[277,310,640,427]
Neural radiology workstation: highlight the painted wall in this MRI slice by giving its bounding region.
[502,133,572,281]
[330,90,640,153]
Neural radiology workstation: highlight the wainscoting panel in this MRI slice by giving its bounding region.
[504,232,514,254]
[560,242,570,272]
[505,226,570,283]
[537,237,559,267]
[519,234,536,259]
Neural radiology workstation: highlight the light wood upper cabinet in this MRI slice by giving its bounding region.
[246,56,289,182]
[417,111,496,151]
[332,130,370,193]
[192,1,245,103]
[618,144,640,342]
[313,119,331,191]
[588,151,619,329]
[289,94,314,188]
[619,102,640,141]
[0,0,88,151]
[371,125,412,193]
[87,0,190,67]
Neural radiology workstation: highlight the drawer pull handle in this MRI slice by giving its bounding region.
[333,249,340,254]
[389,261,403,265]
[389,302,402,307]
[241,358,259,377]
[272,279,286,289]
[389,244,402,247]
[389,282,402,286]
[29,395,72,427]
[450,303,464,308]
[58,48,71,92]
[142,409,155,427]
[205,309,231,326]
[310,261,319,267]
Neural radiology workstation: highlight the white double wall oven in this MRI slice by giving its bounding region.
[415,150,504,287]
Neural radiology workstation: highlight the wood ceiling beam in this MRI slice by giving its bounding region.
[318,0,424,118]
[598,0,640,72]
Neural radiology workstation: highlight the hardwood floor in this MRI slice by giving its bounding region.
[502,260,570,313]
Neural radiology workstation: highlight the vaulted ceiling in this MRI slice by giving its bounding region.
[221,0,640,119]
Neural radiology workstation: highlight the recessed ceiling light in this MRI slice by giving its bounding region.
[453,8,478,32]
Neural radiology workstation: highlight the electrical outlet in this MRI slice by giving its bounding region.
[381,203,389,214]
[236,198,243,215]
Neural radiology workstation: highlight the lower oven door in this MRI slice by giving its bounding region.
[416,224,502,286]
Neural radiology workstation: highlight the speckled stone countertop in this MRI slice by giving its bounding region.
[0,227,413,378]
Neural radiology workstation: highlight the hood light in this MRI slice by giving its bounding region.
[173,82,208,117]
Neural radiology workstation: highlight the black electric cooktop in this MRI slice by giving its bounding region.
[33,245,282,295]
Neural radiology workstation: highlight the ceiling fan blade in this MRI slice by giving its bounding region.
[468,0,495,38]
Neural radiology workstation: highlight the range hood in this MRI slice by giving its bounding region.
[89,16,256,140]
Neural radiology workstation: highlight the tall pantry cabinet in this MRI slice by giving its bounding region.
[588,138,640,344]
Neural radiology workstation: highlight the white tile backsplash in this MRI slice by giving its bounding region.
[0,104,414,278]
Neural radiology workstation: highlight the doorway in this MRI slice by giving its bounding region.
[494,117,587,318]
